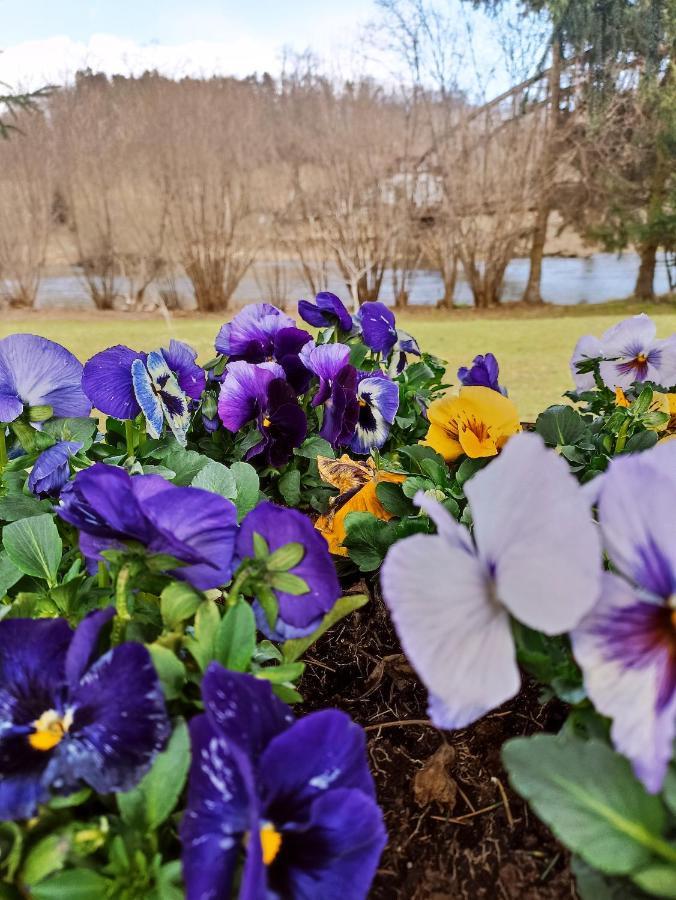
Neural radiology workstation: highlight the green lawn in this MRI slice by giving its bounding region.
[4,300,676,420]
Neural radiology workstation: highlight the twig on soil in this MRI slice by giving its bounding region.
[304,657,336,672]
[491,776,515,829]
[429,801,502,825]
[364,718,434,732]
[456,783,476,813]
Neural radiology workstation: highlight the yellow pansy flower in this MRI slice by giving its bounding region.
[423,386,521,463]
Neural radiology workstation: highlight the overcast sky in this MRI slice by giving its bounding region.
[0,0,512,96]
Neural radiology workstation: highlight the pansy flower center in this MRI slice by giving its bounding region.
[262,416,272,428]
[358,397,368,408]
[635,353,648,366]
[29,708,73,752]
[260,821,282,866]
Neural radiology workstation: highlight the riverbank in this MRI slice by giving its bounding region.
[3,298,675,420]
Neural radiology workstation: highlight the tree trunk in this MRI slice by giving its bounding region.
[523,202,549,304]
[635,241,658,299]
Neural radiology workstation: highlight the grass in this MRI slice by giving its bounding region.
[3,298,676,421]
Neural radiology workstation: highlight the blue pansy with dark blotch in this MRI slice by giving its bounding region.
[0,334,91,424]
[0,608,170,820]
[350,373,399,455]
[237,502,340,640]
[298,292,353,333]
[58,463,238,590]
[82,340,205,446]
[458,353,507,395]
[390,330,421,375]
[356,302,398,356]
[28,440,83,498]
[217,361,307,468]
[180,666,386,900]
[215,303,313,393]
[300,343,359,448]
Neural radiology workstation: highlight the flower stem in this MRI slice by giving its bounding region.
[224,565,250,607]
[124,421,136,460]
[112,565,131,644]
[0,426,7,473]
[97,562,109,589]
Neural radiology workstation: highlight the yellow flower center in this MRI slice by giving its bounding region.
[29,709,72,752]
[636,353,648,365]
[260,822,282,866]
[262,417,271,428]
[358,398,367,408]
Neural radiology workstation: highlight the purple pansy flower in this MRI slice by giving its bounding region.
[28,440,83,497]
[300,344,359,447]
[458,353,506,395]
[390,330,421,375]
[350,374,399,455]
[218,362,307,467]
[238,502,340,640]
[0,334,91,424]
[570,334,603,392]
[58,463,238,590]
[572,441,676,793]
[215,305,313,393]
[0,608,170,820]
[381,433,601,729]
[180,666,386,900]
[82,340,205,446]
[298,292,353,333]
[357,302,397,356]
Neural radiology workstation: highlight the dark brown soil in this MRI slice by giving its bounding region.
[300,583,577,900]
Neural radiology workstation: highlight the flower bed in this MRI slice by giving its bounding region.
[0,299,675,898]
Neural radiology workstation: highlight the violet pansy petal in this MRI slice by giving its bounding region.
[201,665,293,757]
[57,463,149,540]
[572,572,676,793]
[0,618,71,698]
[0,334,91,420]
[413,491,474,553]
[275,788,386,900]
[52,642,170,795]
[64,607,116,688]
[570,334,603,392]
[259,709,376,816]
[28,440,83,497]
[381,533,520,729]
[181,715,250,900]
[305,344,351,381]
[466,433,602,634]
[82,345,144,419]
[132,357,164,439]
[358,302,397,355]
[596,452,676,596]
[0,392,23,423]
[218,361,278,432]
[160,339,206,401]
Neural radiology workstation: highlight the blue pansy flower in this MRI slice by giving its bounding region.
[298,292,353,333]
[180,666,386,900]
[0,334,91,424]
[58,463,238,590]
[0,608,170,820]
[28,440,83,497]
[300,344,359,447]
[458,353,507,395]
[357,302,397,355]
[82,340,205,446]
[237,502,340,640]
[350,374,399,455]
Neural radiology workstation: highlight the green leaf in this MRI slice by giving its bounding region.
[624,430,658,454]
[0,551,21,597]
[266,542,305,571]
[2,514,62,586]
[163,449,209,485]
[455,456,489,486]
[215,601,256,672]
[283,593,369,662]
[21,830,72,887]
[571,857,648,900]
[255,584,279,631]
[376,481,413,518]
[184,598,221,670]
[256,662,305,683]
[662,767,676,818]
[295,436,334,459]
[160,582,202,630]
[253,533,269,559]
[270,572,309,594]
[147,644,186,700]
[278,469,301,507]
[0,494,52,522]
[632,387,654,417]
[230,462,260,520]
[118,719,190,830]
[343,512,394,572]
[503,735,672,875]
[191,460,237,500]
[30,870,113,900]
[632,864,676,897]
[0,822,23,881]
[42,418,98,451]
[535,405,587,447]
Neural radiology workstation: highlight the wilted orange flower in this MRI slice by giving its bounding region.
[615,387,630,408]
[423,386,521,463]
[314,455,405,556]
